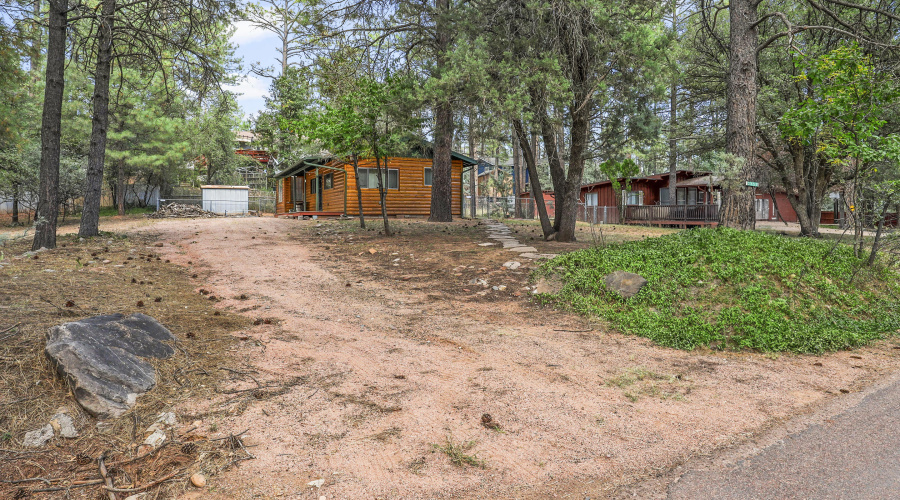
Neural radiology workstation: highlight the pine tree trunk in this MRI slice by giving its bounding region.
[468,118,476,218]
[79,0,116,237]
[375,154,392,236]
[117,158,126,216]
[352,155,366,228]
[537,111,565,231]
[430,99,454,221]
[32,0,67,251]
[554,87,590,243]
[668,81,677,203]
[429,0,454,222]
[513,119,553,239]
[11,182,19,224]
[720,0,759,230]
[513,125,522,218]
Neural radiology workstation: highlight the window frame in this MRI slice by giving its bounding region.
[323,173,334,190]
[358,167,399,190]
[424,167,433,186]
[625,190,644,206]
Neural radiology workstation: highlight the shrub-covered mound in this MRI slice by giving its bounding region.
[537,227,900,354]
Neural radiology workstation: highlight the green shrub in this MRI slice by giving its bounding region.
[537,227,900,354]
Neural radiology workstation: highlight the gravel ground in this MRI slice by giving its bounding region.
[125,217,900,500]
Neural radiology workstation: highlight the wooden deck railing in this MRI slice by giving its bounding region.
[625,204,719,222]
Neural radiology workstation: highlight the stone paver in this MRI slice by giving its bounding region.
[481,220,549,260]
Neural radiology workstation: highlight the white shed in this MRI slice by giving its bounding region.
[201,185,250,215]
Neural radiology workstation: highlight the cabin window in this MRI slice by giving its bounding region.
[676,188,686,205]
[358,168,399,189]
[660,188,670,205]
[424,167,433,186]
[277,183,283,203]
[585,192,598,206]
[324,173,334,190]
[626,191,644,205]
[687,188,698,205]
[310,177,318,194]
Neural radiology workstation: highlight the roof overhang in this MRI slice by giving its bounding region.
[273,156,344,179]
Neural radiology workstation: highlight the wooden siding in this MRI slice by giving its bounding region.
[581,179,659,206]
[755,191,799,222]
[581,172,716,207]
[278,157,464,217]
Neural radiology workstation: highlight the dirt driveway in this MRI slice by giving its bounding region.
[136,217,900,499]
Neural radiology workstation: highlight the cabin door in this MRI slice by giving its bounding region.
[291,176,305,211]
[755,198,770,220]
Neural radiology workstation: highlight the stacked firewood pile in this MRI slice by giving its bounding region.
[146,203,220,219]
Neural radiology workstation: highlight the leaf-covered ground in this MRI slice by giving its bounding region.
[538,228,900,354]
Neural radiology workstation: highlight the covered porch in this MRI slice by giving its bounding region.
[626,174,720,226]
[273,157,348,218]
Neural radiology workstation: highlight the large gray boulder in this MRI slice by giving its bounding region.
[46,314,176,418]
[604,271,648,299]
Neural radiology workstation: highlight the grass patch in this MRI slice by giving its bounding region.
[605,367,689,401]
[432,436,486,468]
[97,206,156,217]
[537,227,900,354]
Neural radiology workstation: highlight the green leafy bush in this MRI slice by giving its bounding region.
[537,228,900,354]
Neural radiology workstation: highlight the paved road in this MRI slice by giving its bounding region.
[667,374,900,500]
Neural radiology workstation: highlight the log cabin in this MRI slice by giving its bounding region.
[273,150,477,218]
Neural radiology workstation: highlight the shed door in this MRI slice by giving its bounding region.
[755,198,770,220]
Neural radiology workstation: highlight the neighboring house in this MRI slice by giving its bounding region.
[234,131,259,149]
[578,170,828,226]
[476,159,515,198]
[273,150,477,217]
[517,190,557,219]
[580,170,719,208]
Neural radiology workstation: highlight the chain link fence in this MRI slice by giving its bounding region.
[464,196,619,224]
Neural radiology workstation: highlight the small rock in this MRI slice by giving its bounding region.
[368,248,377,254]
[156,412,176,427]
[604,271,648,299]
[124,494,148,500]
[143,429,166,448]
[50,413,78,438]
[23,425,54,447]
[478,242,495,246]
[190,473,207,488]
[497,285,507,291]
[308,478,325,488]
[502,261,521,270]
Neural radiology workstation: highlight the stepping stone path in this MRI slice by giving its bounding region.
[482,221,558,260]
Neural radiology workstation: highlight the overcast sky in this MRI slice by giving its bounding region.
[224,21,280,121]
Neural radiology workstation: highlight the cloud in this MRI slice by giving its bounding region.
[230,21,275,45]
[225,75,270,101]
